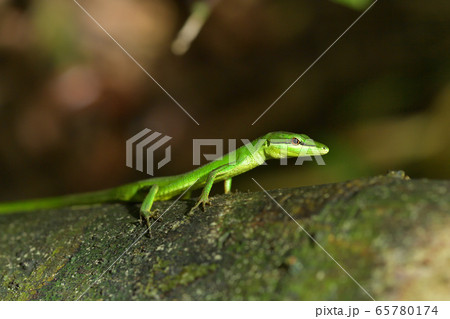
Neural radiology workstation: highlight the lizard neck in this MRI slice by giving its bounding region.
[239,138,267,167]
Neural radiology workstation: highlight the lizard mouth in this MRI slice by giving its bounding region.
[321,146,329,154]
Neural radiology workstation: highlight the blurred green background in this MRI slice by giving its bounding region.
[0,0,449,201]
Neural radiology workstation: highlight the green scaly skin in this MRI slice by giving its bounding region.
[0,132,329,230]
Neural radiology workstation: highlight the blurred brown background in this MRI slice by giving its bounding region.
[0,0,449,201]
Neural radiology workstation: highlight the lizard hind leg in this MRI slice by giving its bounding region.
[140,185,160,231]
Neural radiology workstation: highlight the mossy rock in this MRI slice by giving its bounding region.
[0,171,449,300]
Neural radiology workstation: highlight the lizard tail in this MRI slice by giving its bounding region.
[0,188,121,215]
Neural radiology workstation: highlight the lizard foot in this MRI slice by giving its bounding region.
[140,209,160,231]
[189,198,212,214]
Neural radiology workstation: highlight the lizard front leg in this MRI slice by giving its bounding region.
[224,178,232,194]
[190,165,232,213]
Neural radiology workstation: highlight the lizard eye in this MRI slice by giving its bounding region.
[292,137,300,145]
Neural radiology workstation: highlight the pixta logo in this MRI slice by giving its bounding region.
[193,139,326,166]
[127,131,326,176]
[126,129,172,176]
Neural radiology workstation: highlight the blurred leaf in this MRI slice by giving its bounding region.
[32,1,80,67]
[330,0,373,10]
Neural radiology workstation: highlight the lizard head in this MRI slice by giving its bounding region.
[261,131,329,160]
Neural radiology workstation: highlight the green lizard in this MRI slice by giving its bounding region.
[0,131,328,229]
